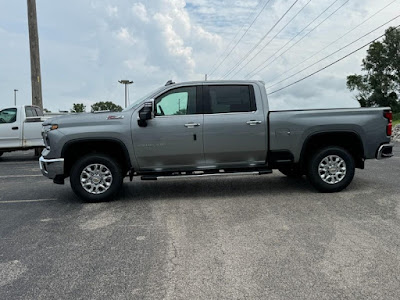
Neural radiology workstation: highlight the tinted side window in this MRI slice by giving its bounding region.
[155,86,197,116]
[34,107,44,116]
[25,107,35,117]
[0,108,17,124]
[205,85,256,114]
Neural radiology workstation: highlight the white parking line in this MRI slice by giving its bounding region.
[0,161,38,165]
[0,175,43,179]
[0,198,58,204]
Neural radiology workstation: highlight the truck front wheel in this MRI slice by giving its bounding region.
[70,154,123,202]
[307,147,355,193]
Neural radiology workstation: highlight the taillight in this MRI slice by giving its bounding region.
[384,110,392,136]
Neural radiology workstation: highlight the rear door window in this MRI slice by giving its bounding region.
[25,107,37,117]
[204,85,256,114]
[34,107,44,116]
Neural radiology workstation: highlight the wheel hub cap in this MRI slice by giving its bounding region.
[80,164,113,195]
[318,155,346,185]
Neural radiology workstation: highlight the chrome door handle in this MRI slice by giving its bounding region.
[246,120,262,126]
[184,123,201,128]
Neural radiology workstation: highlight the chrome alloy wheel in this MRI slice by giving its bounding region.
[80,164,113,195]
[318,155,347,185]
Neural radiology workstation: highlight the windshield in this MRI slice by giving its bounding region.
[123,86,167,111]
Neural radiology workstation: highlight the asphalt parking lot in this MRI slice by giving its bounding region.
[1,146,400,300]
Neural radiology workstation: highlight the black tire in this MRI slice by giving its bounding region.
[307,146,355,193]
[34,147,43,157]
[279,166,303,178]
[70,154,123,202]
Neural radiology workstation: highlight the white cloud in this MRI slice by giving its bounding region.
[106,5,118,18]
[115,27,137,45]
[0,0,398,112]
[132,3,149,23]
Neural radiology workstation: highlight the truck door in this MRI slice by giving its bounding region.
[0,108,22,148]
[23,106,45,147]
[202,84,267,168]
[132,85,205,171]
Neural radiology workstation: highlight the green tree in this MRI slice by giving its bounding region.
[71,103,86,113]
[91,101,123,112]
[347,27,400,112]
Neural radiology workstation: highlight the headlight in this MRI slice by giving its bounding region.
[42,124,58,133]
[42,124,58,150]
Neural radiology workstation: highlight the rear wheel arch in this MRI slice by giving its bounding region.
[62,138,132,177]
[299,131,365,169]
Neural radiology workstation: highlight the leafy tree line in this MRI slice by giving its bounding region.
[347,27,400,114]
[70,101,123,113]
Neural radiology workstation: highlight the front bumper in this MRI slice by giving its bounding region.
[39,156,64,179]
[376,143,394,160]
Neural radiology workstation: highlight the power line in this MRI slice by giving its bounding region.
[267,0,399,88]
[208,0,273,77]
[246,0,347,78]
[207,1,268,77]
[268,25,400,95]
[227,0,312,79]
[221,0,301,80]
[267,14,400,90]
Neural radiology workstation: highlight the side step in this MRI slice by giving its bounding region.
[141,169,273,181]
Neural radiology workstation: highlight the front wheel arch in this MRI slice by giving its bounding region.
[62,139,131,177]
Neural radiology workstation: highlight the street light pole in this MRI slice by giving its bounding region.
[14,89,18,106]
[118,80,133,108]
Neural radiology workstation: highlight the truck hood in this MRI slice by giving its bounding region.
[43,111,131,127]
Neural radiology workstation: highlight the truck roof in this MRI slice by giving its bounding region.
[0,105,42,110]
[166,80,266,86]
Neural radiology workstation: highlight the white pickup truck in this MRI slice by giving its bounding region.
[0,105,47,157]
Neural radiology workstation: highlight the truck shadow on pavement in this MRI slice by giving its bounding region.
[119,175,319,202]
[0,152,39,163]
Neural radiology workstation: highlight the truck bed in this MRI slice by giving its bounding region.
[269,107,391,162]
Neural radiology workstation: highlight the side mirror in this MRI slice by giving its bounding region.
[138,100,154,127]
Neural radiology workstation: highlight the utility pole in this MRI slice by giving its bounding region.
[14,89,18,106]
[27,0,43,109]
[118,80,133,108]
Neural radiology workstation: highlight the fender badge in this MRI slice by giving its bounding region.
[107,115,124,120]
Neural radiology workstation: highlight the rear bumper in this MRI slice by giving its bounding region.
[39,156,64,179]
[376,143,394,160]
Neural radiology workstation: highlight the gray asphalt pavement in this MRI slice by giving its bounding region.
[0,146,400,300]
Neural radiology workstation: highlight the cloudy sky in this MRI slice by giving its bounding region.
[0,0,399,112]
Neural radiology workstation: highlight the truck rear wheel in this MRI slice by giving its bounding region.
[307,147,355,193]
[70,154,123,202]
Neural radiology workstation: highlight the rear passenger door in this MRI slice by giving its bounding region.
[24,106,45,147]
[202,84,267,168]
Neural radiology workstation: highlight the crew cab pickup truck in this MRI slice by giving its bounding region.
[39,80,394,202]
[0,105,47,157]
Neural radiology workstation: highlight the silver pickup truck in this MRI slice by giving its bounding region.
[39,80,394,202]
